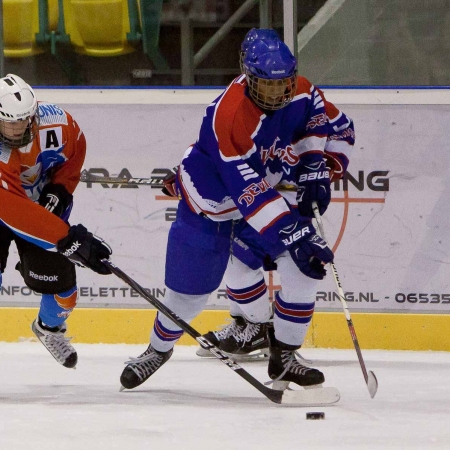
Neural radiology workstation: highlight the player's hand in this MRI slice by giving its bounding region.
[278,221,333,279]
[57,224,112,275]
[296,153,331,218]
[289,233,333,279]
[161,167,179,197]
[38,183,73,219]
[324,151,349,182]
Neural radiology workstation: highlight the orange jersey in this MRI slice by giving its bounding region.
[0,101,86,249]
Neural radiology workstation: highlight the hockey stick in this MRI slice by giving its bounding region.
[80,170,295,192]
[102,259,340,406]
[312,202,378,398]
[80,169,163,187]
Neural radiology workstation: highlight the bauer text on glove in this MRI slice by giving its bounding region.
[296,153,331,218]
[279,222,333,279]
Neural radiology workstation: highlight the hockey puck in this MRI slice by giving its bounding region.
[306,412,325,420]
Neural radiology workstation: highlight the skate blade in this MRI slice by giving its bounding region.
[196,346,269,361]
[281,386,340,406]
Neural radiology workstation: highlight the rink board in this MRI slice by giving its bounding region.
[2,306,450,351]
[1,88,450,350]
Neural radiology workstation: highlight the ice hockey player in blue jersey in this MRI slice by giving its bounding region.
[194,29,355,361]
[195,102,354,361]
[120,38,335,392]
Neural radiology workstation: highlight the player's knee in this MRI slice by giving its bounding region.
[225,258,265,289]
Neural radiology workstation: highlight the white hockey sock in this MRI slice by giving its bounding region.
[151,288,209,352]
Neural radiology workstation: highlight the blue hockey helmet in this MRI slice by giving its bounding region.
[243,39,297,111]
[239,28,281,72]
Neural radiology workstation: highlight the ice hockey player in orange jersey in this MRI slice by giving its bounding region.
[0,74,112,368]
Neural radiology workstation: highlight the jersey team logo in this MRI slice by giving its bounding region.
[260,137,299,166]
[238,178,271,206]
[306,113,327,130]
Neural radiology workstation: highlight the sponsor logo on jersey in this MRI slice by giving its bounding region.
[38,103,68,126]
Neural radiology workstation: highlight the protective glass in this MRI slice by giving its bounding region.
[239,50,246,73]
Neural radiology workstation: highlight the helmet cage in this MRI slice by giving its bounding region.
[246,71,297,111]
[0,112,40,147]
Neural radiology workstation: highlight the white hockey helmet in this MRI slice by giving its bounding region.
[0,74,39,147]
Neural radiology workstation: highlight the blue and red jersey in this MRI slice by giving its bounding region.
[178,75,345,244]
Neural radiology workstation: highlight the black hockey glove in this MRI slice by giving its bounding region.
[57,224,112,275]
[279,222,333,280]
[38,183,73,218]
[296,153,331,218]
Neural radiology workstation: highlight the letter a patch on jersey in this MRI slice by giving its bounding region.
[39,128,62,150]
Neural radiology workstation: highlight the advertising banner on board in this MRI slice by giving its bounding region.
[2,99,449,313]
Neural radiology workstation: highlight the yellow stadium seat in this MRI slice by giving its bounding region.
[62,0,136,56]
[2,0,44,57]
[47,0,59,30]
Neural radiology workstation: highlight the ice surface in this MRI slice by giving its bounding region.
[1,342,449,449]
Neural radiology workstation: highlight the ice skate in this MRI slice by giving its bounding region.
[195,316,246,357]
[120,345,173,390]
[267,327,324,391]
[196,316,269,360]
[31,318,78,368]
